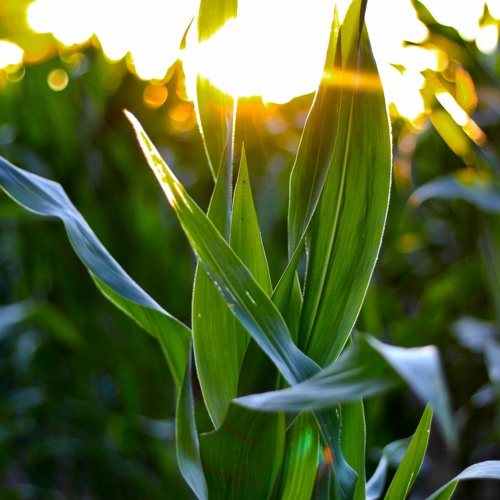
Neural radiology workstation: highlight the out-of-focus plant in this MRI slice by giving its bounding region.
[2,0,500,498]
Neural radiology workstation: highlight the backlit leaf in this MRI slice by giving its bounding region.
[126,111,320,386]
[299,5,392,365]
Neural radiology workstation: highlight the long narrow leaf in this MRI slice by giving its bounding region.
[341,401,367,500]
[275,413,319,500]
[366,336,457,451]
[426,461,500,500]
[195,0,236,179]
[0,156,190,389]
[235,335,396,412]
[299,9,392,364]
[126,111,319,386]
[176,345,208,500]
[384,406,433,500]
[287,8,340,254]
[192,148,240,427]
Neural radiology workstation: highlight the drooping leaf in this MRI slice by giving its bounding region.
[199,403,285,499]
[426,461,500,500]
[299,10,392,364]
[0,156,190,389]
[384,406,433,500]
[411,172,500,214]
[176,345,208,500]
[366,336,456,451]
[274,412,319,500]
[126,111,319,387]
[366,439,410,500]
[236,334,455,448]
[235,335,396,412]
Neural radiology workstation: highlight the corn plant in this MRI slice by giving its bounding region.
[1,0,500,498]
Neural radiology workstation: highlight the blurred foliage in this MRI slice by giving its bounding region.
[1,0,500,498]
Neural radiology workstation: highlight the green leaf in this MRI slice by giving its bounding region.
[195,0,236,178]
[366,439,411,500]
[193,147,272,427]
[236,335,456,450]
[176,346,208,500]
[316,408,357,500]
[426,461,500,500]
[0,155,190,390]
[231,148,276,396]
[411,172,500,214]
[192,148,241,428]
[230,147,272,296]
[341,401,366,500]
[197,0,237,42]
[274,413,319,500]
[235,335,396,412]
[366,336,457,451]
[299,11,392,365]
[287,8,340,254]
[126,111,319,387]
[384,406,433,500]
[195,77,234,180]
[200,403,285,499]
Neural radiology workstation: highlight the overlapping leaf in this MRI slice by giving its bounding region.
[274,413,319,500]
[298,3,392,365]
[126,111,319,386]
[176,346,208,500]
[0,156,190,389]
[235,334,455,449]
[199,403,285,499]
[192,146,240,428]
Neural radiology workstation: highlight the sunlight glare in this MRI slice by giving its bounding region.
[422,0,485,41]
[476,24,499,54]
[28,0,94,46]
[27,0,198,79]
[183,0,338,103]
[24,0,495,121]
[0,41,24,70]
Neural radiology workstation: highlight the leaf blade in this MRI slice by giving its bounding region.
[0,155,190,389]
[299,12,392,364]
[126,111,320,386]
[384,406,433,500]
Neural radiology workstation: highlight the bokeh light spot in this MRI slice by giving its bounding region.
[143,84,169,109]
[47,68,69,91]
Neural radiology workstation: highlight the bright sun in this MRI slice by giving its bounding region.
[15,0,499,119]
